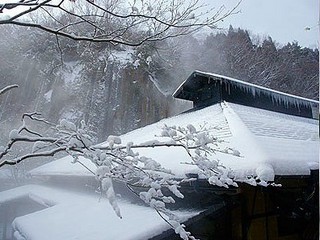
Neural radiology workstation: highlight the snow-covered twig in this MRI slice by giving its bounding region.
[0,84,18,96]
[0,115,241,240]
[0,146,67,167]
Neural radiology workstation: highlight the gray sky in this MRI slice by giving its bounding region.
[205,0,319,48]
[0,0,318,47]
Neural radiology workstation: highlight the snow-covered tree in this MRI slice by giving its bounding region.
[0,0,241,145]
[0,112,242,239]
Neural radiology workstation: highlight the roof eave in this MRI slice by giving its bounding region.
[173,71,319,105]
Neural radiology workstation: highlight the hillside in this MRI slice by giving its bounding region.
[0,25,318,147]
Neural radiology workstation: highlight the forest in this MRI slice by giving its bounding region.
[0,2,318,239]
[0,24,318,146]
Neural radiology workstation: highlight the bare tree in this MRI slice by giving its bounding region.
[0,0,240,46]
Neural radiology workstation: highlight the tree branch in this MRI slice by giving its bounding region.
[0,0,240,46]
[0,84,18,96]
[0,146,67,167]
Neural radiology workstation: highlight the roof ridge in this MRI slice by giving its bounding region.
[221,101,275,182]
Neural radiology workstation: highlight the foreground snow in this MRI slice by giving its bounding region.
[0,185,201,240]
[1,100,318,240]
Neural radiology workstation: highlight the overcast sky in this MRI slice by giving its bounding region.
[0,0,318,48]
[205,0,319,48]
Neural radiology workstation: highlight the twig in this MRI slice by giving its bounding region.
[0,84,18,96]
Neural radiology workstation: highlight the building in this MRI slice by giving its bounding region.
[171,71,319,239]
[0,71,318,240]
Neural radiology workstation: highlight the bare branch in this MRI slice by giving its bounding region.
[0,84,18,96]
[0,0,240,46]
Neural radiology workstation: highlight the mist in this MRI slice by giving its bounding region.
[0,23,318,171]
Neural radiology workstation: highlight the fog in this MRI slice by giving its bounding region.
[0,2,318,239]
[204,0,319,48]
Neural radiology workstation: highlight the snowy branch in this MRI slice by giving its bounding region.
[0,84,18,96]
[0,146,67,167]
[0,114,240,240]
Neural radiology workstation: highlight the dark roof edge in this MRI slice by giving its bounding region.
[173,70,319,105]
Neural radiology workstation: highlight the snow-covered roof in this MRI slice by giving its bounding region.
[118,102,318,181]
[10,101,318,240]
[30,156,97,177]
[31,102,319,182]
[0,185,200,240]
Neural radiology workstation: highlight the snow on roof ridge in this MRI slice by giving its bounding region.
[220,101,275,182]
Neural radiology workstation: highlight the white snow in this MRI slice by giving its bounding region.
[30,102,318,182]
[43,90,52,102]
[230,103,318,140]
[0,168,11,179]
[103,102,318,181]
[0,14,11,21]
[29,156,97,176]
[2,94,318,240]
[108,48,135,66]
[220,102,273,181]
[0,185,201,240]
[9,129,19,140]
[62,61,83,86]
[229,103,319,176]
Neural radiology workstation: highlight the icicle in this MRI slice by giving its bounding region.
[252,87,256,97]
[184,71,318,116]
